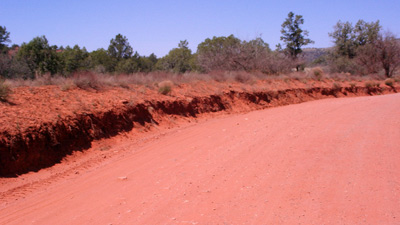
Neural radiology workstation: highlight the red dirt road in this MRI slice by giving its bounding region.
[1,94,400,224]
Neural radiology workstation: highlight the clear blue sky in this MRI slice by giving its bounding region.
[1,0,399,57]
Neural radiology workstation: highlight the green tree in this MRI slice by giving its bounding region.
[17,36,60,77]
[353,20,381,46]
[115,57,139,74]
[137,53,158,72]
[148,53,158,65]
[178,40,189,49]
[280,12,314,70]
[329,21,356,58]
[329,20,381,58]
[89,48,117,73]
[115,52,159,74]
[108,34,133,60]
[59,45,89,75]
[156,40,193,73]
[0,26,11,52]
[328,19,381,74]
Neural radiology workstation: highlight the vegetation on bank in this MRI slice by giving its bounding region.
[0,12,399,84]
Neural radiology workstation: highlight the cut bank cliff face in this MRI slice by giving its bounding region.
[0,84,398,176]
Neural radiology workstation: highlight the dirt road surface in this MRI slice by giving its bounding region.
[1,94,400,224]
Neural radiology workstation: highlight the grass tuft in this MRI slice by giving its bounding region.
[384,78,395,87]
[332,82,341,90]
[0,80,11,102]
[365,81,374,88]
[158,80,173,95]
[312,67,324,81]
[72,72,102,90]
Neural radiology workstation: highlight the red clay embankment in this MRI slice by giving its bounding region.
[1,92,399,224]
[0,80,398,176]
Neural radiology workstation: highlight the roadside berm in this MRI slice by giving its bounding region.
[0,79,398,176]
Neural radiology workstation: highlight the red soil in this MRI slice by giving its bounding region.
[0,79,382,136]
[0,92,399,224]
[1,79,397,176]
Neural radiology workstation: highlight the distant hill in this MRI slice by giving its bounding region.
[302,47,332,64]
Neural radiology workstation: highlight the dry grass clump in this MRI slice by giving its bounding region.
[365,81,380,89]
[0,80,11,102]
[326,72,356,82]
[2,70,394,95]
[332,82,341,90]
[365,81,374,88]
[232,71,255,83]
[60,79,77,91]
[72,72,103,90]
[287,72,307,81]
[384,78,395,87]
[158,80,173,95]
[312,67,324,80]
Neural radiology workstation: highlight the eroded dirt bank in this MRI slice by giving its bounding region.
[0,80,398,176]
[0,93,399,224]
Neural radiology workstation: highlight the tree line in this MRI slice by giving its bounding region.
[328,20,400,77]
[0,12,399,80]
